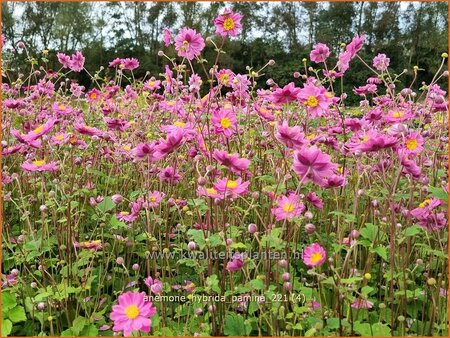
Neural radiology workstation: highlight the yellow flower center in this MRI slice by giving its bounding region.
[167,101,175,107]
[419,199,431,208]
[120,211,129,215]
[90,93,97,100]
[56,135,64,141]
[33,125,43,134]
[226,180,238,189]
[359,135,369,143]
[260,108,267,113]
[150,196,157,202]
[220,74,230,84]
[310,252,323,264]
[392,111,404,118]
[405,138,418,150]
[58,104,66,110]
[174,121,186,127]
[220,117,231,129]
[306,134,316,140]
[32,160,46,167]
[148,81,155,86]
[306,96,319,108]
[206,188,218,195]
[223,17,235,31]
[123,145,131,151]
[282,202,295,213]
[124,305,140,320]
[325,92,334,98]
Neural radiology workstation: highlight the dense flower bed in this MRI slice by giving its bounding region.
[2,8,448,337]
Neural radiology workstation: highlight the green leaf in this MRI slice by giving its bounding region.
[354,322,371,336]
[371,246,388,261]
[7,306,27,323]
[326,318,340,329]
[71,316,88,335]
[224,313,247,336]
[427,186,448,202]
[404,225,423,237]
[372,323,391,336]
[1,318,12,337]
[110,216,127,229]
[360,223,377,242]
[80,324,98,336]
[97,197,116,213]
[250,279,265,290]
[2,292,17,312]
[61,329,75,336]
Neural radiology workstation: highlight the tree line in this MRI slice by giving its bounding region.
[1,1,448,103]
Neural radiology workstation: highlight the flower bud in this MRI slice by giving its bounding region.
[248,223,257,234]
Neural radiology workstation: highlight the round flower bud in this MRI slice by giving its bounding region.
[132,264,140,271]
[350,230,360,239]
[427,278,437,286]
[364,273,372,280]
[278,259,288,268]
[208,305,216,313]
[251,191,259,199]
[116,257,124,265]
[111,194,123,204]
[268,59,275,66]
[40,205,47,212]
[283,282,292,291]
[194,308,203,316]
[187,241,197,251]
[293,72,301,78]
[197,176,207,186]
[37,302,46,310]
[282,272,290,282]
[157,50,164,56]
[304,211,313,219]
[248,223,257,234]
[305,223,316,234]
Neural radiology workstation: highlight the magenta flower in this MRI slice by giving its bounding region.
[158,166,183,184]
[226,253,244,271]
[271,82,301,105]
[302,243,327,267]
[346,34,365,58]
[214,177,250,199]
[373,53,390,71]
[162,27,172,47]
[402,132,424,155]
[23,118,58,142]
[212,150,250,174]
[143,79,161,91]
[214,8,243,38]
[52,102,73,116]
[271,194,305,221]
[297,82,333,117]
[69,51,85,72]
[74,122,104,137]
[144,276,163,295]
[216,69,235,87]
[310,43,330,63]
[122,58,139,70]
[132,142,158,161]
[351,298,374,309]
[356,130,398,152]
[154,130,185,158]
[21,160,59,172]
[275,120,307,150]
[293,146,337,186]
[211,108,237,138]
[57,52,71,68]
[410,198,447,231]
[174,28,205,60]
[110,291,157,337]
[306,192,324,209]
[146,191,164,208]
